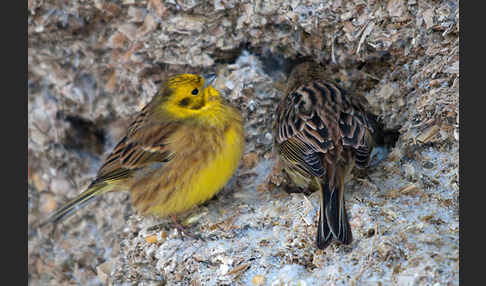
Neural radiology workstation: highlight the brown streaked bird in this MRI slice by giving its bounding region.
[273,62,387,249]
[41,73,245,227]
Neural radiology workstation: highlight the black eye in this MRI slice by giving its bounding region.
[191,88,199,95]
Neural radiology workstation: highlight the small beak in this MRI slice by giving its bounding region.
[203,73,216,88]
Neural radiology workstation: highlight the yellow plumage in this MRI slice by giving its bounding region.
[42,74,244,225]
[141,121,244,217]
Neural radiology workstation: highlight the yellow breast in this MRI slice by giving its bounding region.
[142,122,245,217]
[185,125,244,205]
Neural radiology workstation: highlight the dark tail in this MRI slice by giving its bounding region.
[316,173,352,249]
[39,182,108,227]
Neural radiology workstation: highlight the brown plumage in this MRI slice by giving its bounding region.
[273,62,379,249]
[41,74,245,226]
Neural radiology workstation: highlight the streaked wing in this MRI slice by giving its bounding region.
[93,107,177,185]
[334,86,375,167]
[278,138,325,177]
[274,80,374,176]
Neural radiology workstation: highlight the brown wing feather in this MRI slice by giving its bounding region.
[274,62,378,250]
[93,106,177,185]
[274,79,375,178]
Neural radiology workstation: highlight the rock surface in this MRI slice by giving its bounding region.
[28,0,459,285]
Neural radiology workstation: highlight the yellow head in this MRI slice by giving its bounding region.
[160,74,222,120]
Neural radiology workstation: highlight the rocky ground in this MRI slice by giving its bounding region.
[28,0,459,285]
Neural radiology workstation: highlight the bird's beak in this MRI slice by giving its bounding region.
[203,73,217,88]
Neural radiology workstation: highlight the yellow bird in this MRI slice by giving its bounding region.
[42,73,245,225]
[273,62,391,249]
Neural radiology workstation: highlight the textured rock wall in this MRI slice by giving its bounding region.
[28,0,459,285]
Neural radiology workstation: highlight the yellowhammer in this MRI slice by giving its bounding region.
[42,73,245,225]
[273,62,396,249]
